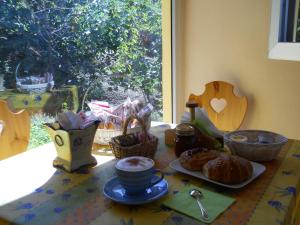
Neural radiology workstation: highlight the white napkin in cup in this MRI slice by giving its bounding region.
[57,111,82,130]
[181,107,223,138]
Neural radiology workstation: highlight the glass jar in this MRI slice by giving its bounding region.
[174,123,197,157]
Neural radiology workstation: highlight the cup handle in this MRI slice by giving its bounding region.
[151,169,164,186]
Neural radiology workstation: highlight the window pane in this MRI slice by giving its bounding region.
[0,0,162,149]
[297,1,300,41]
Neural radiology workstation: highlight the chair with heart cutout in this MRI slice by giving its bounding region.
[188,81,247,132]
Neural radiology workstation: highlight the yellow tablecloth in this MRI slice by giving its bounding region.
[0,125,299,225]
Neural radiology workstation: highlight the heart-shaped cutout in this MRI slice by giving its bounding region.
[210,98,227,113]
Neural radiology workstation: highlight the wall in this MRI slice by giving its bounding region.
[176,0,300,139]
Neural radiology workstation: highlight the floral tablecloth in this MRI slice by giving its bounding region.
[0,124,299,225]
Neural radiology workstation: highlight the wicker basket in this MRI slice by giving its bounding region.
[16,82,52,94]
[81,76,151,145]
[109,115,158,159]
[15,60,54,94]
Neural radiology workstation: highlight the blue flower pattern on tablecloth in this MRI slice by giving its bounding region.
[62,178,71,185]
[171,215,184,225]
[24,213,36,222]
[61,193,72,201]
[54,207,63,213]
[46,189,55,195]
[34,187,44,193]
[86,188,95,193]
[160,205,172,212]
[77,168,90,174]
[275,186,296,197]
[180,178,190,186]
[120,218,134,225]
[275,219,284,225]
[128,206,139,212]
[91,176,100,181]
[292,154,300,159]
[16,202,34,211]
[164,171,175,176]
[20,203,33,209]
[281,170,294,175]
[268,200,287,212]
[54,170,63,175]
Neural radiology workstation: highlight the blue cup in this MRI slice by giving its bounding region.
[115,156,164,195]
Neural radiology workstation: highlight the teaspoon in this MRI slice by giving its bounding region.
[189,189,209,220]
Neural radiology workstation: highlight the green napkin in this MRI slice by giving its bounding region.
[163,185,235,223]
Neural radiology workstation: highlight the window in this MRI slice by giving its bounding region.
[279,0,300,42]
[0,0,171,149]
[269,0,300,61]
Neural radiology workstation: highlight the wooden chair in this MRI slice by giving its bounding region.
[0,100,30,160]
[188,81,247,131]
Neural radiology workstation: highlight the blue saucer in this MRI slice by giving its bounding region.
[103,176,168,205]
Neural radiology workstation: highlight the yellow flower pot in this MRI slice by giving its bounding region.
[45,122,99,172]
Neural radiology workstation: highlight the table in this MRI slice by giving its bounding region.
[0,85,79,114]
[0,124,299,225]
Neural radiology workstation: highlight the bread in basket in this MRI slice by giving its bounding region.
[109,115,158,159]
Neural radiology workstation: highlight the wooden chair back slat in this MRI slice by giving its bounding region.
[188,81,247,131]
[0,100,30,159]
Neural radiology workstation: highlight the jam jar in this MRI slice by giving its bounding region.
[174,123,197,157]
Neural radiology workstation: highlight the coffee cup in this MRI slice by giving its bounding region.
[115,156,164,195]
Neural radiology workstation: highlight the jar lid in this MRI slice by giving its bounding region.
[175,124,195,136]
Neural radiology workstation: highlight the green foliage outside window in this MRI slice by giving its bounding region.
[28,113,55,149]
[297,3,300,42]
[0,0,162,117]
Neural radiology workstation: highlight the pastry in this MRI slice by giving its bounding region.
[113,134,139,147]
[202,154,253,184]
[179,148,220,171]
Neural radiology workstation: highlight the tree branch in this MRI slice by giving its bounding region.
[33,7,73,14]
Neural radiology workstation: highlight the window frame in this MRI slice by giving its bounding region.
[269,0,300,61]
[162,0,173,123]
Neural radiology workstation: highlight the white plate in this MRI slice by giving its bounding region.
[169,159,266,189]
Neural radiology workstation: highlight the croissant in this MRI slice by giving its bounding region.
[180,148,220,171]
[202,154,253,184]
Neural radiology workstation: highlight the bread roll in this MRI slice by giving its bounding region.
[202,154,253,184]
[180,148,220,171]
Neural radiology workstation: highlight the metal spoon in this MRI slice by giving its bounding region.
[189,189,209,220]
